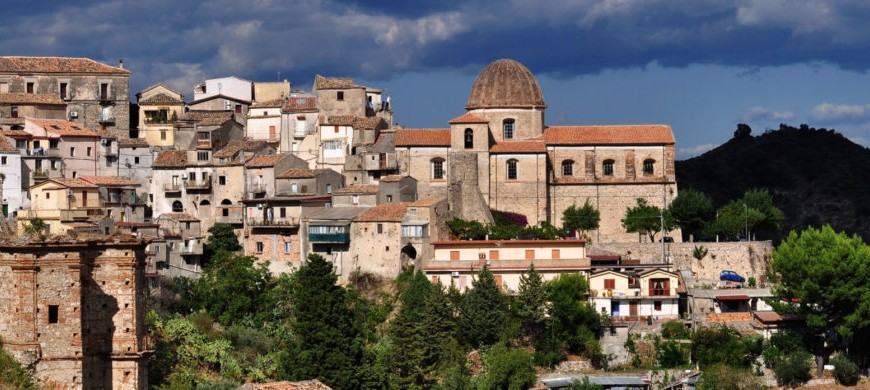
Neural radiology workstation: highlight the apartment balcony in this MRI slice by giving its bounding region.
[247,217,299,228]
[102,145,118,156]
[247,183,267,197]
[144,261,159,277]
[308,232,350,244]
[98,114,115,124]
[24,148,61,158]
[144,117,172,125]
[163,183,182,192]
[184,179,212,190]
[179,242,203,256]
[591,289,641,298]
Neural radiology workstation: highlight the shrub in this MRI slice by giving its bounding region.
[831,354,860,386]
[661,321,689,339]
[772,350,812,387]
[696,364,764,390]
[656,338,688,368]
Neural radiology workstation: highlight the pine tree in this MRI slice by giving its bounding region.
[459,266,506,348]
[283,253,364,389]
[516,264,548,340]
[388,271,434,388]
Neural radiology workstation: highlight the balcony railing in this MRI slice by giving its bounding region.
[247,183,267,194]
[308,232,350,244]
[144,117,172,125]
[184,179,212,190]
[24,148,61,157]
[247,217,299,228]
[163,183,182,191]
[98,115,115,123]
[179,242,203,256]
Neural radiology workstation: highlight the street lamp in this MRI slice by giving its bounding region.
[743,203,748,241]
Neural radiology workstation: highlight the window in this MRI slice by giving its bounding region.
[450,250,460,261]
[51,160,58,170]
[172,201,183,212]
[10,106,18,118]
[489,250,499,260]
[649,278,670,296]
[219,176,226,185]
[464,128,473,149]
[603,159,614,176]
[100,83,109,100]
[377,223,383,234]
[269,125,277,140]
[48,305,59,324]
[562,160,574,176]
[86,147,92,157]
[525,249,534,259]
[401,225,425,237]
[49,140,58,149]
[284,241,292,254]
[46,192,50,199]
[432,158,445,180]
[503,119,515,139]
[59,82,68,99]
[235,104,242,113]
[386,195,392,202]
[643,159,655,175]
[70,147,76,157]
[0,157,5,165]
[604,279,616,290]
[352,195,359,205]
[256,242,264,253]
[654,301,662,311]
[326,183,332,193]
[197,151,209,161]
[26,82,34,94]
[134,157,140,164]
[506,159,518,180]
[337,91,344,101]
[160,130,167,140]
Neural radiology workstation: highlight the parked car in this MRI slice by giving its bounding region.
[720,270,746,283]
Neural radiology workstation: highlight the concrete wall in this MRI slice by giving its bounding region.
[467,107,545,142]
[349,221,404,279]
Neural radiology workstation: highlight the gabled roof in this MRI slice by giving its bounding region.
[152,150,188,168]
[395,128,451,147]
[544,125,675,145]
[323,115,387,130]
[448,113,489,124]
[276,169,332,179]
[489,140,546,154]
[589,269,630,278]
[118,138,150,148]
[80,176,142,187]
[0,57,130,75]
[28,119,100,137]
[637,268,678,277]
[251,98,284,109]
[178,110,234,126]
[367,131,395,153]
[213,140,271,159]
[35,178,98,189]
[0,135,17,152]
[138,92,184,105]
[283,96,318,112]
[138,83,182,96]
[188,93,251,105]
[356,203,408,222]
[323,115,356,126]
[0,93,65,105]
[245,154,285,168]
[334,184,378,194]
[314,75,359,89]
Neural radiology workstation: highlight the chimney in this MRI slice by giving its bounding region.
[118,59,124,69]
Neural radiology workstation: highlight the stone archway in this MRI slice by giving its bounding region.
[401,244,418,272]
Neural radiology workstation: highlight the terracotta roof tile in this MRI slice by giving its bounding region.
[333,184,379,194]
[0,93,66,105]
[178,110,234,126]
[408,196,445,207]
[239,380,332,390]
[80,176,142,187]
[379,175,405,183]
[448,113,489,124]
[314,75,358,89]
[152,150,187,168]
[245,154,284,168]
[0,135,17,152]
[138,93,184,105]
[28,119,100,137]
[324,115,356,126]
[489,140,546,153]
[119,138,150,148]
[40,178,98,188]
[283,96,318,112]
[324,115,387,130]
[213,140,270,158]
[0,57,130,75]
[158,212,199,221]
[544,125,675,145]
[276,169,331,179]
[3,129,30,138]
[356,203,407,222]
[251,98,284,108]
[395,128,451,147]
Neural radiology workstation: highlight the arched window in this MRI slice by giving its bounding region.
[503,119,515,139]
[431,158,445,180]
[221,199,232,216]
[562,160,574,176]
[464,128,473,149]
[506,159,518,180]
[643,159,655,175]
[172,200,183,212]
[602,159,614,176]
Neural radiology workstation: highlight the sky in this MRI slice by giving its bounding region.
[4,0,870,159]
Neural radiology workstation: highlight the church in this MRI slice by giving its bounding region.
[395,59,678,243]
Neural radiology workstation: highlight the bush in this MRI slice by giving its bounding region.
[772,350,812,387]
[473,343,537,390]
[832,354,860,386]
[696,364,764,390]
[661,321,689,339]
[656,338,688,368]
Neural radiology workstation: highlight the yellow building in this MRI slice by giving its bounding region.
[17,178,106,235]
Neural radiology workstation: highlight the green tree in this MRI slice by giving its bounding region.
[421,282,465,387]
[0,340,37,389]
[23,218,47,240]
[831,354,860,385]
[472,343,537,390]
[206,223,242,253]
[669,188,714,241]
[691,326,762,369]
[516,264,549,340]
[772,350,812,387]
[191,252,272,326]
[696,364,764,390]
[459,266,506,348]
[707,189,783,241]
[388,271,434,388]
[446,217,487,240]
[548,273,603,362]
[769,225,870,339]
[562,201,600,238]
[741,188,784,238]
[622,198,673,242]
[282,254,364,389]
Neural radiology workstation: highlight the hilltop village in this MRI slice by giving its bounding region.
[0,57,864,389]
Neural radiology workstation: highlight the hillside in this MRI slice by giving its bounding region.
[676,124,870,242]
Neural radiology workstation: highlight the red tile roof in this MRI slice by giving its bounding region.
[118,138,150,148]
[80,176,142,187]
[0,135,17,152]
[178,110,234,126]
[324,115,356,126]
[378,175,405,183]
[245,154,284,168]
[395,128,451,147]
[356,203,407,222]
[0,93,66,105]
[314,75,358,89]
[138,93,183,105]
[283,96,318,112]
[213,140,270,158]
[40,178,98,188]
[251,98,284,108]
[333,184,379,194]
[448,113,489,124]
[276,169,331,179]
[489,140,546,153]
[28,119,100,137]
[152,150,188,168]
[544,125,675,145]
[0,57,130,75]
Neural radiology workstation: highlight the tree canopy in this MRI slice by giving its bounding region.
[669,188,714,241]
[459,266,506,348]
[562,201,600,238]
[622,198,673,241]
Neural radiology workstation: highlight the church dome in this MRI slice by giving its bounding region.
[466,59,546,110]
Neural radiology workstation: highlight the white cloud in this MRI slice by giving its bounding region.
[809,102,870,122]
[677,143,719,159]
[739,106,795,122]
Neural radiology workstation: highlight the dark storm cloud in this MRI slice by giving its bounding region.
[3,0,870,95]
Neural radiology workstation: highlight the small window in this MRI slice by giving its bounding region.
[219,176,227,185]
[432,158,445,180]
[337,91,344,101]
[643,159,655,175]
[69,147,75,157]
[48,305,59,324]
[100,83,109,100]
[450,250,460,261]
[291,183,298,193]
[326,184,332,193]
[654,301,662,311]
[506,159,518,180]
[604,279,616,290]
[464,128,473,149]
[160,130,167,140]
[503,119,515,139]
[86,147,92,157]
[562,160,574,176]
[256,242,264,253]
[26,82,34,94]
[552,249,560,259]
[197,151,209,161]
[377,223,383,234]
[235,104,242,114]
[59,82,68,99]
[10,106,18,118]
[603,159,614,176]
[284,241,292,254]
[1,156,5,165]
[525,249,534,259]
[46,192,50,199]
[134,157,140,164]
[172,201,183,212]
[51,160,58,170]
[386,195,392,202]
[352,195,359,205]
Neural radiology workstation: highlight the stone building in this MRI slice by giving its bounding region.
[135,84,184,147]
[0,92,67,130]
[0,238,150,389]
[0,56,131,139]
[395,59,678,243]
